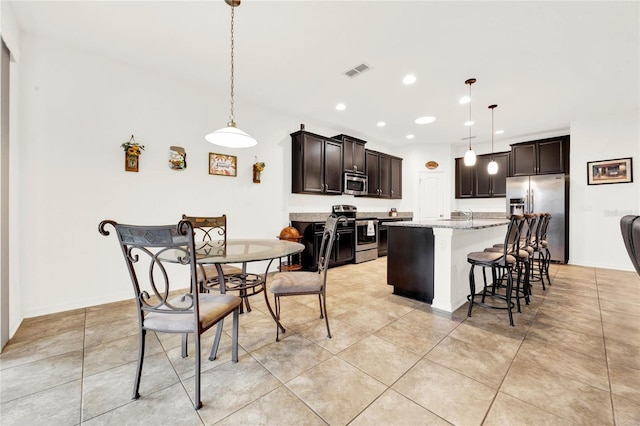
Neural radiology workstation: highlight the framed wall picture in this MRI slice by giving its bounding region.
[587,157,633,185]
[209,153,237,177]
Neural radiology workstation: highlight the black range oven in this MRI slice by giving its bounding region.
[332,205,378,264]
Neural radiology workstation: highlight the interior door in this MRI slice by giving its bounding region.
[419,171,446,220]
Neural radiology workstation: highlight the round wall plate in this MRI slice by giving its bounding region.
[425,161,439,170]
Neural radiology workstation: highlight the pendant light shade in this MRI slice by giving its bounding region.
[487,104,498,175]
[206,0,257,148]
[463,78,476,166]
[205,122,257,148]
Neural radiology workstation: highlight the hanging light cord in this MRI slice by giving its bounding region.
[468,82,472,149]
[229,5,235,125]
[490,106,494,160]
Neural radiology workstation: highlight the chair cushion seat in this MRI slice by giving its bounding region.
[143,293,241,332]
[484,247,529,259]
[468,251,516,265]
[270,271,323,295]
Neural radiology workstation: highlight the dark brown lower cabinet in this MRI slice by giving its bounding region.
[291,221,354,271]
[387,225,434,303]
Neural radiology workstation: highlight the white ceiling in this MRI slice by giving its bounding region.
[7,1,640,149]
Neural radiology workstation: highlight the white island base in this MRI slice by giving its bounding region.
[387,219,509,313]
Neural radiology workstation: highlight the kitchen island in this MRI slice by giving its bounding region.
[387,218,509,313]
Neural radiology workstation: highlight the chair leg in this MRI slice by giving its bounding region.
[321,293,331,339]
[209,319,224,361]
[524,261,531,304]
[467,264,476,317]
[194,333,202,410]
[481,267,488,303]
[514,262,522,313]
[132,329,146,400]
[318,294,324,319]
[545,249,552,285]
[275,295,281,342]
[181,333,188,358]
[506,268,514,326]
[231,308,239,362]
[538,251,547,290]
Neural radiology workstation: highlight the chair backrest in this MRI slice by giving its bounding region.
[316,214,345,275]
[539,213,551,241]
[501,214,524,261]
[620,215,640,275]
[99,220,200,323]
[523,213,538,247]
[182,214,229,256]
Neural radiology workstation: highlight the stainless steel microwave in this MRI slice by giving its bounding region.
[344,172,368,196]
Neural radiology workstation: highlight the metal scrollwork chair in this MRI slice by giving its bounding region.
[181,214,243,285]
[269,214,345,341]
[98,220,242,410]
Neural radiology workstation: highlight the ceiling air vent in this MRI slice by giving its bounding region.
[345,63,370,78]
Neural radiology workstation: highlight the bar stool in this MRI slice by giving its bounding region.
[484,214,530,312]
[467,215,523,326]
[531,213,552,289]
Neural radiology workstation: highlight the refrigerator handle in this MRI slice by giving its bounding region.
[525,189,529,213]
[530,189,534,213]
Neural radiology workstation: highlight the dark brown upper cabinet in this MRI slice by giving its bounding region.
[455,151,509,199]
[291,130,343,195]
[510,136,570,176]
[332,134,366,173]
[365,150,402,199]
[475,152,509,197]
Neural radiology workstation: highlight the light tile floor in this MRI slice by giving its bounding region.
[1,258,640,425]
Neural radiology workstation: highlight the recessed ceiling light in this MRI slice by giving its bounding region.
[336,103,346,111]
[415,116,436,124]
[377,121,386,127]
[459,96,470,104]
[464,120,474,127]
[403,74,417,85]
[406,134,415,139]
[495,130,505,134]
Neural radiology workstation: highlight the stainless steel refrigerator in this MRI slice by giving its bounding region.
[506,174,568,263]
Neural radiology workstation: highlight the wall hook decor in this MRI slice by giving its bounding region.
[121,134,145,172]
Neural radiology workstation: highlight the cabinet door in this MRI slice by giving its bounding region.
[511,143,536,176]
[300,134,325,193]
[475,156,492,197]
[378,154,391,198]
[334,229,354,264]
[365,150,380,196]
[455,157,475,198]
[353,141,366,173]
[324,139,343,194]
[342,139,354,173]
[491,153,509,197]
[390,156,402,199]
[537,139,564,174]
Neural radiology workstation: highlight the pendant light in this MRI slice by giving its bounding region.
[205,0,257,148]
[487,104,498,175]
[463,78,477,166]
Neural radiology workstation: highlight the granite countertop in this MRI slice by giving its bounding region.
[290,212,413,222]
[386,218,510,230]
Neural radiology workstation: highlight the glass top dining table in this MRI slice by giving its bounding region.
[188,239,304,336]
[192,239,304,265]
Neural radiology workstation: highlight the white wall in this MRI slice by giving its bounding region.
[569,110,640,270]
[14,35,415,318]
[1,1,23,342]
